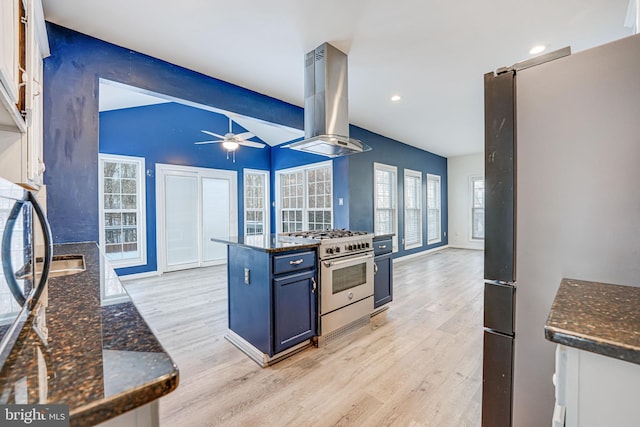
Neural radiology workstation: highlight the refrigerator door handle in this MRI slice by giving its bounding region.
[28,191,53,311]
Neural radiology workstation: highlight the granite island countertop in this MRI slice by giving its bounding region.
[0,242,179,426]
[545,278,640,365]
[211,234,320,253]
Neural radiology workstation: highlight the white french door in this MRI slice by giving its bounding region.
[157,164,237,272]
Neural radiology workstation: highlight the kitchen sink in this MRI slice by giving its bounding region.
[16,254,86,279]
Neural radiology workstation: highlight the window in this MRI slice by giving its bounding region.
[471,177,485,240]
[99,154,146,268]
[404,169,422,249]
[277,161,332,232]
[374,163,398,251]
[427,174,441,244]
[244,169,269,242]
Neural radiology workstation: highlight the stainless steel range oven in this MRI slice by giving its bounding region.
[280,229,374,342]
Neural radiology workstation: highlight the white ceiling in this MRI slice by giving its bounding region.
[99,82,170,112]
[98,80,304,146]
[43,0,635,158]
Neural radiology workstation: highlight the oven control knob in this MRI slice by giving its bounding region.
[327,247,333,254]
[348,292,354,300]
[335,246,340,253]
[365,242,370,248]
[348,244,353,250]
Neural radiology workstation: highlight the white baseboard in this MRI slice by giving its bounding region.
[225,329,312,367]
[394,244,449,263]
[448,244,484,251]
[118,270,161,281]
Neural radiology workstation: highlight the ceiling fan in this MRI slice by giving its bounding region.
[195,116,266,162]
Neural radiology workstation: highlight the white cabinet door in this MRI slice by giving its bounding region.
[24,0,48,185]
[0,0,19,104]
[557,345,640,427]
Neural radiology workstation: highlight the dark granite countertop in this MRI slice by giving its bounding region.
[211,234,320,253]
[545,278,640,365]
[0,242,179,426]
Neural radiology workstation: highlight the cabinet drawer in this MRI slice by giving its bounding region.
[373,238,392,255]
[273,251,316,275]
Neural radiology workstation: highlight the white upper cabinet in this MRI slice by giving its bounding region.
[24,0,50,185]
[0,0,49,186]
[0,0,23,130]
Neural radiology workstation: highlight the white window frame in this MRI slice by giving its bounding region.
[275,160,333,233]
[374,162,398,252]
[243,169,270,239]
[427,173,442,245]
[470,176,485,241]
[403,169,423,250]
[98,153,147,268]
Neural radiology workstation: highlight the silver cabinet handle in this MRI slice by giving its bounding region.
[289,258,304,265]
[378,244,387,249]
[311,277,317,294]
[374,262,378,274]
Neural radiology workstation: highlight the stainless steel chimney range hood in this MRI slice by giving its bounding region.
[285,42,370,158]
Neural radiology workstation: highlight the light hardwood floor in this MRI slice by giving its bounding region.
[124,248,484,427]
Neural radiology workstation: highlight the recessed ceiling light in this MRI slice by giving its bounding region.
[390,95,401,102]
[529,45,546,55]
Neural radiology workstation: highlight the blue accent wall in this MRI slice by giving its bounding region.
[43,22,302,246]
[43,22,448,275]
[349,126,449,256]
[99,103,271,275]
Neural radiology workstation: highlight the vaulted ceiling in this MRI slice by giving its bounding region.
[42,0,635,157]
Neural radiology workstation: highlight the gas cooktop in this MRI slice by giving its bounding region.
[280,229,370,240]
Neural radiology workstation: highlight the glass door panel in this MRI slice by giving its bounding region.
[202,178,229,263]
[165,174,199,267]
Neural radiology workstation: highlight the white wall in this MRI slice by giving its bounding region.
[447,153,483,250]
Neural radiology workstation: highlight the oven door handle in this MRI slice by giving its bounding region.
[322,253,373,268]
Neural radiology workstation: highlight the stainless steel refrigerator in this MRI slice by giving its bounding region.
[482,33,640,427]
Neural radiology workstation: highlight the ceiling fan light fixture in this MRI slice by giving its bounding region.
[222,141,240,151]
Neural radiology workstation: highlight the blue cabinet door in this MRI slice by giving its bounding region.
[273,270,317,354]
[374,253,393,308]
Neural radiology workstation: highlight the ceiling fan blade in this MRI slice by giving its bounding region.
[194,140,222,145]
[238,140,266,148]
[201,130,226,139]
[234,132,254,140]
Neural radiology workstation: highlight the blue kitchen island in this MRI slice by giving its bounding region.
[211,235,320,367]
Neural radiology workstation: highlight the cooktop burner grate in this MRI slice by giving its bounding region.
[281,229,370,240]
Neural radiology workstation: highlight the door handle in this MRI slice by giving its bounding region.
[374,262,378,274]
[289,258,304,265]
[311,277,317,294]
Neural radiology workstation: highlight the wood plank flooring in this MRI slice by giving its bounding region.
[124,248,483,427]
